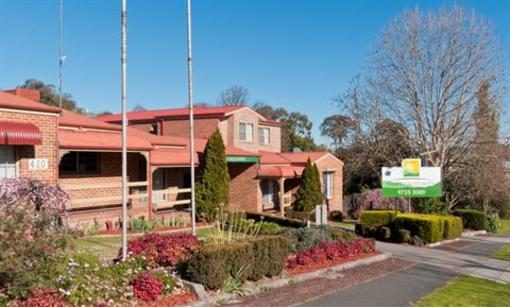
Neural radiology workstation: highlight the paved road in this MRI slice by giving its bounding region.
[377,239,510,283]
[299,264,457,307]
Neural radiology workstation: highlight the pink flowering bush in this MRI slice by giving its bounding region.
[286,238,376,269]
[0,178,70,299]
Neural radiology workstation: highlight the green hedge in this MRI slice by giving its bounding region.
[244,212,307,228]
[455,209,487,230]
[360,210,399,228]
[394,214,445,243]
[183,236,289,289]
[442,215,463,240]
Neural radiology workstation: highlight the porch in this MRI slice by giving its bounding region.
[258,165,303,216]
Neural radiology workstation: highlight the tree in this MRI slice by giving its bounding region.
[20,79,86,114]
[320,115,355,152]
[218,86,249,106]
[293,159,323,212]
[132,104,146,111]
[338,7,505,206]
[195,130,230,221]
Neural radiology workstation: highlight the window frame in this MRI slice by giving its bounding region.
[323,170,334,200]
[258,127,271,145]
[239,122,254,142]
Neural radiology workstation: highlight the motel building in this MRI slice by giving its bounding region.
[0,89,343,227]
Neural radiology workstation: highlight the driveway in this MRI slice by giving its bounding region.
[299,264,457,307]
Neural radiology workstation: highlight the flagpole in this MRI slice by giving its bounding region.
[186,0,196,235]
[58,0,64,109]
[120,0,129,260]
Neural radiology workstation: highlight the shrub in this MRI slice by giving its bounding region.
[455,209,488,230]
[441,216,463,240]
[329,210,345,222]
[183,236,289,289]
[11,288,66,307]
[360,210,399,228]
[244,211,307,228]
[286,238,376,269]
[397,229,411,243]
[378,226,392,240]
[125,233,199,267]
[233,217,282,235]
[196,130,230,222]
[150,270,177,295]
[393,214,444,243]
[0,179,70,299]
[487,214,502,234]
[132,273,163,302]
[293,159,323,212]
[129,217,160,232]
[284,226,356,253]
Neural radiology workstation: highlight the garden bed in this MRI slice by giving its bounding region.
[136,291,197,307]
[95,222,209,236]
[286,251,380,275]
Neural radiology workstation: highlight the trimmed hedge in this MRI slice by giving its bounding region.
[360,210,399,228]
[455,209,487,231]
[442,215,463,240]
[183,236,289,289]
[393,214,444,243]
[244,212,307,228]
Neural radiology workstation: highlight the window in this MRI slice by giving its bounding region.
[323,171,334,199]
[150,123,158,135]
[258,127,270,144]
[261,179,275,204]
[0,146,16,178]
[60,152,100,175]
[239,122,253,142]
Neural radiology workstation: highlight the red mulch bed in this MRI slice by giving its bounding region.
[286,252,380,276]
[96,223,208,236]
[432,240,475,252]
[136,292,197,307]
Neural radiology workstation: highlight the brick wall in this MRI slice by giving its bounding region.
[228,162,260,212]
[0,110,59,184]
[228,108,281,152]
[315,155,343,212]
[161,118,219,139]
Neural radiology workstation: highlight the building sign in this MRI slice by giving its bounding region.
[28,158,48,170]
[226,156,260,163]
[382,159,441,198]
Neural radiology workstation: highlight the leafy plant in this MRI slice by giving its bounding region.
[284,226,356,253]
[150,270,177,295]
[132,272,163,302]
[487,214,502,234]
[10,288,66,307]
[129,217,160,232]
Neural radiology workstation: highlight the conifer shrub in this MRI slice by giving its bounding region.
[196,130,230,222]
[293,159,324,213]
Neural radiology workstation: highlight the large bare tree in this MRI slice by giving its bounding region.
[339,7,505,206]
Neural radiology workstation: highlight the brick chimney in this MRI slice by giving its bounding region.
[5,88,41,102]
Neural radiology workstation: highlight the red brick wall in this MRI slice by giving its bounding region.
[315,155,343,212]
[0,110,59,184]
[161,118,219,139]
[228,162,260,212]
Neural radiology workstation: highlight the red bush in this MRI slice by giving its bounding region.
[132,273,164,302]
[286,238,376,269]
[12,288,66,307]
[125,233,199,267]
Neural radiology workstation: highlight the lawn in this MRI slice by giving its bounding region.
[333,220,357,231]
[415,275,510,307]
[491,244,510,261]
[498,219,510,237]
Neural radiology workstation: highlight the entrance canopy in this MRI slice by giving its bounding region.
[0,121,42,145]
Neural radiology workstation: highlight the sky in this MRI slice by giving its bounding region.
[1,0,509,145]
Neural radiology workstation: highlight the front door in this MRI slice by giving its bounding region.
[0,146,16,179]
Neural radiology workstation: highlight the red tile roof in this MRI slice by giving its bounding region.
[97,105,246,122]
[279,152,328,164]
[0,90,61,113]
[58,129,153,151]
[59,110,122,131]
[259,151,291,164]
[258,165,304,178]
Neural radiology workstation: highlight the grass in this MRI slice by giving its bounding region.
[498,219,510,237]
[334,221,356,231]
[414,275,510,307]
[491,244,510,262]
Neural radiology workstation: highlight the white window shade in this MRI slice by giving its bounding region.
[323,171,334,199]
[239,122,253,142]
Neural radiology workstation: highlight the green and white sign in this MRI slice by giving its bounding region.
[382,159,442,198]
[226,156,259,163]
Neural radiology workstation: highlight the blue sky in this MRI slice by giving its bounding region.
[1,0,509,144]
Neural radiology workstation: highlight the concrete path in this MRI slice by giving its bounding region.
[299,264,457,307]
[377,241,510,283]
[462,235,510,244]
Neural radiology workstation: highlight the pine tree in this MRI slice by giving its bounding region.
[196,130,230,221]
[294,159,324,212]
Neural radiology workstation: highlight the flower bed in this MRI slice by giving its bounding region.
[286,238,376,275]
[94,222,209,236]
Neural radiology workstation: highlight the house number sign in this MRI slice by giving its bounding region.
[28,158,49,170]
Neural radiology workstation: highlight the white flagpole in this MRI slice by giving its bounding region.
[186,0,196,235]
[121,0,128,260]
[58,0,64,109]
